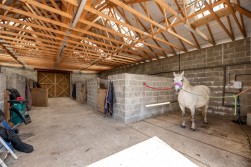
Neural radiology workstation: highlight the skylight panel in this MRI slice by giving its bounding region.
[101,8,144,49]
[188,0,225,19]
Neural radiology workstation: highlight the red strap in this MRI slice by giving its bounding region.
[143,82,173,90]
[16,97,24,100]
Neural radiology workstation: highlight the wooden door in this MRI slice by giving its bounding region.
[38,72,70,97]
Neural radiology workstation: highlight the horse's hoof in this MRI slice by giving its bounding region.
[203,121,208,124]
[181,125,186,128]
[190,128,196,131]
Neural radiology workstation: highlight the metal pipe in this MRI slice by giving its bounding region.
[235,74,251,81]
[71,0,88,28]
[56,0,87,66]
[222,66,226,105]
[145,102,171,107]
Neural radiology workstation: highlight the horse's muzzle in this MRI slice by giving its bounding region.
[174,86,181,93]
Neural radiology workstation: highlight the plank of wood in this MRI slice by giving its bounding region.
[4,90,10,122]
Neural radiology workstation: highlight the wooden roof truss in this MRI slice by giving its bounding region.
[0,0,250,72]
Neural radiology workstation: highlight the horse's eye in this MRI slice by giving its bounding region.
[181,79,183,82]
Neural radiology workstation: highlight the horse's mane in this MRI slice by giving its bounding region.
[183,76,191,87]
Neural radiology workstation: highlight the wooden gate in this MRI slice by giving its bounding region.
[38,72,70,97]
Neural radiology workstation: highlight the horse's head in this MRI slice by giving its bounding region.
[173,71,184,93]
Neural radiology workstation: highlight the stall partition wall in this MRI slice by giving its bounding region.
[37,71,70,97]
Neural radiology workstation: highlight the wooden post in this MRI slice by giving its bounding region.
[4,90,10,122]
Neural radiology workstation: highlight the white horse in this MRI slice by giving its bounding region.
[173,71,211,130]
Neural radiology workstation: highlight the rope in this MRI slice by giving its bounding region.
[236,86,251,96]
[144,81,251,116]
[181,86,251,116]
[143,82,173,90]
[180,88,235,99]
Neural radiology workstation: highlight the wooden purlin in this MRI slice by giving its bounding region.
[109,0,197,48]
[0,4,164,63]
[173,0,200,49]
[157,2,187,52]
[1,1,168,68]
[236,0,246,36]
[138,2,173,57]
[0,41,25,67]
[155,0,214,46]
[196,0,215,47]
[105,7,175,55]
[203,1,234,41]
[115,7,170,58]
[85,6,185,51]
[234,4,251,19]
[89,27,148,61]
[0,15,128,52]
[191,7,232,28]
[225,0,246,38]
[0,0,250,72]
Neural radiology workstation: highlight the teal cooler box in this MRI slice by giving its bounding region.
[11,103,26,125]
[10,101,31,125]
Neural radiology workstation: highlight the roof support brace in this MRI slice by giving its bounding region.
[0,39,27,68]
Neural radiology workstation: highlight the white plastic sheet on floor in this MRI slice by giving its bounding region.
[88,136,198,167]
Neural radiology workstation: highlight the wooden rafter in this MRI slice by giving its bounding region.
[109,0,197,48]
[139,2,175,56]
[155,0,214,46]
[203,1,233,41]
[225,0,246,38]
[0,0,250,72]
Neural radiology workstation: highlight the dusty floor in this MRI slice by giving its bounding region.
[4,97,251,167]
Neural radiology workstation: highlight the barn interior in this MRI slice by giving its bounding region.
[0,0,251,166]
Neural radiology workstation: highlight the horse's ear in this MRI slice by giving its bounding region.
[173,72,176,77]
[181,71,184,76]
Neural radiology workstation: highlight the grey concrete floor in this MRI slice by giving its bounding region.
[4,97,251,167]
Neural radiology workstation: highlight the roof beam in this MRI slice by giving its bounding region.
[0,39,26,68]
[234,4,251,19]
[109,0,197,48]
[19,0,72,19]
[191,7,232,28]
[155,0,214,45]
[236,0,246,37]
[139,2,176,56]
[225,0,246,38]
[203,1,234,41]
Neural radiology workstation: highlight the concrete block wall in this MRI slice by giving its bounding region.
[5,73,26,98]
[86,78,108,110]
[70,73,98,98]
[100,38,251,117]
[108,73,179,123]
[87,78,100,110]
[0,74,6,111]
[0,66,37,98]
[76,82,86,103]
[1,67,37,81]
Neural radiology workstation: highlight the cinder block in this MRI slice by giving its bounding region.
[103,38,251,122]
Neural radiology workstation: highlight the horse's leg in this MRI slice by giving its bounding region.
[204,104,208,124]
[190,107,196,131]
[180,105,186,128]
